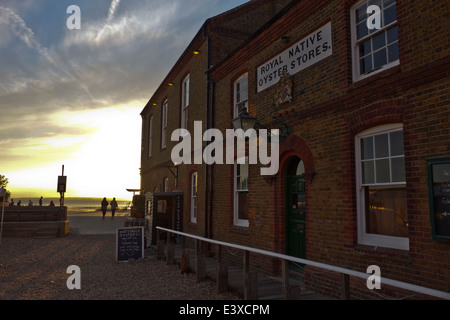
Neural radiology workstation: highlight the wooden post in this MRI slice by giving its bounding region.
[195,239,206,281]
[243,250,258,300]
[217,244,228,293]
[282,259,290,299]
[341,273,350,300]
[167,233,175,265]
[157,229,165,260]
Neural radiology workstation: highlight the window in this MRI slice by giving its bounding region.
[234,73,248,118]
[234,158,249,227]
[181,75,190,130]
[148,116,153,157]
[163,177,169,192]
[426,157,450,242]
[351,0,399,81]
[161,100,168,148]
[191,172,198,223]
[355,124,409,250]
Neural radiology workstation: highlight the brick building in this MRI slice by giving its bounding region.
[140,1,293,243]
[207,0,450,299]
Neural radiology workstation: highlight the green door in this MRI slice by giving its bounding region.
[286,174,306,261]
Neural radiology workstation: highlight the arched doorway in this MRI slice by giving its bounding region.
[285,156,306,262]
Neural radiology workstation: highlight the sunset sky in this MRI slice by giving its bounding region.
[0,0,248,200]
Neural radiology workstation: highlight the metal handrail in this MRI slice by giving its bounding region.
[156,226,450,300]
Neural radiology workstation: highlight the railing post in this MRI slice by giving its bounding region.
[243,250,258,300]
[167,233,175,265]
[341,273,350,300]
[217,244,228,293]
[282,259,290,299]
[157,228,165,260]
[195,239,206,281]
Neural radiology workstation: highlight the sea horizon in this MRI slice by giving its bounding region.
[6,196,131,211]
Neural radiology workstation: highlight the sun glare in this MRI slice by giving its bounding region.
[5,104,143,199]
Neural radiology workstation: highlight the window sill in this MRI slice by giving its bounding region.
[349,64,401,92]
[354,243,411,261]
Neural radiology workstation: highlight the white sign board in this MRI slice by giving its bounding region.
[257,22,332,92]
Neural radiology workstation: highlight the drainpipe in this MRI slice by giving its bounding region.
[203,24,212,240]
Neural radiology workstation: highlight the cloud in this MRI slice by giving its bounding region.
[107,0,121,22]
[0,6,48,57]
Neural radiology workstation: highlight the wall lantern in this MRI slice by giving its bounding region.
[232,106,291,141]
[193,50,200,55]
[168,82,174,86]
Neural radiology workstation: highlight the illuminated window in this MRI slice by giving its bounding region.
[355,124,409,250]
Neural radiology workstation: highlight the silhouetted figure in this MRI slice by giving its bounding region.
[101,197,108,220]
[28,200,33,206]
[110,197,118,220]
[49,200,55,206]
[10,199,14,206]
[17,200,21,206]
[39,196,43,206]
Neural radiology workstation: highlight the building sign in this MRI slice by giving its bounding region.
[257,22,332,93]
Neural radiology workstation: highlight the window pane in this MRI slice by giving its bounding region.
[360,55,373,74]
[359,39,372,57]
[390,130,404,156]
[362,161,375,184]
[365,186,408,237]
[372,32,386,51]
[357,22,369,40]
[373,48,387,69]
[375,133,389,158]
[361,137,374,160]
[384,4,397,26]
[238,192,249,220]
[356,4,367,24]
[391,157,405,182]
[388,42,399,62]
[376,159,390,183]
[387,26,398,44]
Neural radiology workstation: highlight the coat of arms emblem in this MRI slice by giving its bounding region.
[275,70,293,107]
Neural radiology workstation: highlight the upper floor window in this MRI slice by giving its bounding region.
[148,115,153,157]
[234,73,248,118]
[161,100,168,149]
[355,124,409,250]
[351,0,399,81]
[181,75,190,130]
[164,177,169,192]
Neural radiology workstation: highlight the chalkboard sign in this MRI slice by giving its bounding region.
[116,227,144,262]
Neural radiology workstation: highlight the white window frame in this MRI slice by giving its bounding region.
[191,172,198,224]
[181,75,190,130]
[234,73,248,118]
[148,115,153,158]
[355,123,409,250]
[161,100,168,149]
[234,157,249,227]
[350,0,399,82]
[163,177,169,192]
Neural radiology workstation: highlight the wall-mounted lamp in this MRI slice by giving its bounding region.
[232,106,291,141]
[164,162,179,187]
[193,50,200,55]
[152,102,157,106]
[168,82,174,86]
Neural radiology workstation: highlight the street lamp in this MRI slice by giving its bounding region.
[232,106,291,140]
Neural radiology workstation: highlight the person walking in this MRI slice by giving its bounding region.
[39,196,43,206]
[101,197,108,220]
[110,197,118,220]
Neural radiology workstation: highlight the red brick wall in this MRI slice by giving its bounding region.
[210,0,450,299]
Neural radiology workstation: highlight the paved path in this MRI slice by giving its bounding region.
[68,210,129,235]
